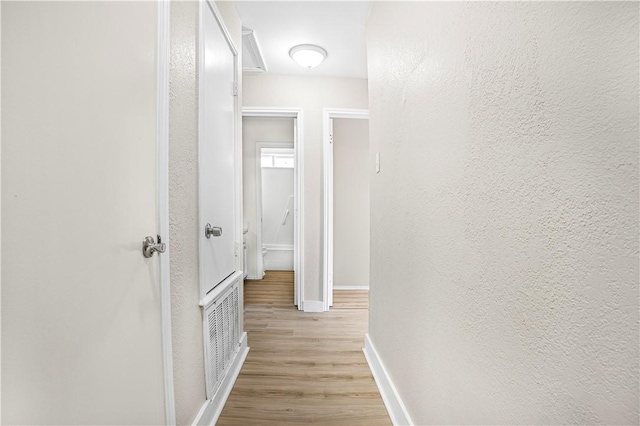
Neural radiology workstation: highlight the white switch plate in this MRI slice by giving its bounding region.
[375,152,380,173]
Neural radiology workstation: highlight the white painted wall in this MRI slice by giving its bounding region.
[169,1,243,424]
[242,118,294,278]
[366,2,639,424]
[243,75,369,302]
[169,2,204,424]
[2,2,165,424]
[333,118,370,289]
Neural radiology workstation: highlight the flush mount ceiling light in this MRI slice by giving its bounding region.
[289,44,327,69]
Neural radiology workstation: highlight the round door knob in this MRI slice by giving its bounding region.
[205,223,222,238]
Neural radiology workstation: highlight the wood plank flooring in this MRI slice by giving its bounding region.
[217,271,391,425]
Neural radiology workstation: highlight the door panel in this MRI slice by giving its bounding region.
[2,2,165,424]
[200,2,237,294]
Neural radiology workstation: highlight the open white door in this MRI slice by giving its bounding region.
[2,2,170,423]
[199,0,238,295]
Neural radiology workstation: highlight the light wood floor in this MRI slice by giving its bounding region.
[217,271,391,425]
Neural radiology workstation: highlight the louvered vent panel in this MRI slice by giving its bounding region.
[206,306,219,387]
[231,287,239,351]
[223,295,230,363]
[203,279,242,399]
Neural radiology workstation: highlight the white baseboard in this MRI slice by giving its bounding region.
[334,286,369,290]
[191,400,210,426]
[245,275,262,280]
[363,334,413,426]
[302,300,324,312]
[192,332,249,426]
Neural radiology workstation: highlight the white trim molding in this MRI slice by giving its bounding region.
[0,0,3,419]
[245,275,263,281]
[156,0,175,423]
[322,108,369,312]
[198,270,243,308]
[243,107,302,118]
[242,27,267,73]
[192,333,249,426]
[191,400,209,426]
[333,286,370,291]
[302,300,324,313]
[363,334,414,426]
[243,107,305,309]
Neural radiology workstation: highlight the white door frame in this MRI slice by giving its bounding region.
[255,142,295,279]
[322,108,369,311]
[198,0,240,300]
[243,108,304,309]
[156,1,175,423]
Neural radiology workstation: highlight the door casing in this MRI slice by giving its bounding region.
[156,0,175,423]
[322,108,369,311]
[255,142,295,277]
[243,108,304,309]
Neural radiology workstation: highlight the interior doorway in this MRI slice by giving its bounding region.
[323,109,370,310]
[242,109,304,308]
[259,145,295,271]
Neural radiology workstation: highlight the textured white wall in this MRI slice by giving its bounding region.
[333,118,370,289]
[243,75,369,301]
[242,118,294,278]
[169,2,204,424]
[366,2,639,424]
[169,1,243,424]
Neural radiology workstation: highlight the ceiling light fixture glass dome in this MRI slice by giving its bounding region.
[289,44,327,69]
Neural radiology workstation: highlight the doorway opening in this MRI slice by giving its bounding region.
[323,109,370,310]
[242,108,304,308]
[258,144,295,272]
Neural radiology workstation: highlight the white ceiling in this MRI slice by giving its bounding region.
[236,1,372,79]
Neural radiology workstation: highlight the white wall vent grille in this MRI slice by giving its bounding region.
[203,280,241,399]
[242,27,267,73]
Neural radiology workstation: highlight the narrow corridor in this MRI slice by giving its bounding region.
[217,271,390,424]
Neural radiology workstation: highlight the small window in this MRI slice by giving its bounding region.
[273,156,294,168]
[261,150,294,169]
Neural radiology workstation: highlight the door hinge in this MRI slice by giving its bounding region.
[232,82,238,97]
[235,242,239,256]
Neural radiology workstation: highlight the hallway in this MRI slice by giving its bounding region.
[3,2,637,424]
[217,271,390,425]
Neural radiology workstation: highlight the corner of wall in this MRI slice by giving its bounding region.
[169,0,206,424]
